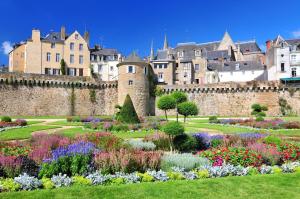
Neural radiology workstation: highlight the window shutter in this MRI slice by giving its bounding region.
[127,66,129,73]
[133,66,136,73]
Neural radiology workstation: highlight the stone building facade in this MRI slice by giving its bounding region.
[8,27,90,76]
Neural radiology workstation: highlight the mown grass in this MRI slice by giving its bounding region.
[47,121,84,126]
[0,125,61,141]
[1,173,299,199]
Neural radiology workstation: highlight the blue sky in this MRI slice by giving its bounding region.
[1,0,300,65]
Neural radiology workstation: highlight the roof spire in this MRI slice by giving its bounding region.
[150,40,154,60]
[163,34,168,50]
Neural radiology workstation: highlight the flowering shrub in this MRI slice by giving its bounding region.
[93,149,162,173]
[30,133,70,151]
[144,132,169,150]
[0,155,22,178]
[199,147,263,167]
[247,143,282,165]
[278,143,300,162]
[161,153,210,171]
[223,133,266,147]
[1,143,31,156]
[15,119,28,126]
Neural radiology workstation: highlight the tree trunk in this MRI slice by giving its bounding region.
[168,135,173,152]
[184,116,186,123]
[165,110,168,121]
[176,107,179,122]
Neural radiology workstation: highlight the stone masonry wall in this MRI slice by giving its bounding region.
[155,81,300,117]
[0,73,118,116]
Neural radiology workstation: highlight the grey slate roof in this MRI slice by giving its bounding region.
[124,52,143,62]
[205,50,230,60]
[286,39,300,46]
[41,32,66,43]
[207,61,264,72]
[90,47,119,56]
[238,41,261,53]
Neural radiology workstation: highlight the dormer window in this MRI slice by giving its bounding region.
[51,43,55,48]
[235,63,240,70]
[178,51,184,58]
[195,50,201,56]
[75,34,79,40]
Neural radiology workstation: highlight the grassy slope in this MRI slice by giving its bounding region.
[0,125,60,140]
[1,174,300,199]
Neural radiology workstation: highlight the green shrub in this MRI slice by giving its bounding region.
[157,95,176,121]
[41,178,55,189]
[0,178,20,192]
[272,166,282,174]
[72,176,92,186]
[196,169,209,178]
[161,122,185,151]
[295,167,300,173]
[110,177,125,185]
[177,102,198,122]
[111,124,129,132]
[167,172,185,180]
[209,116,220,123]
[1,116,12,122]
[173,134,197,152]
[247,167,259,175]
[251,103,268,120]
[211,138,222,148]
[256,116,264,121]
[138,173,154,182]
[171,91,188,122]
[117,94,140,124]
[264,135,282,146]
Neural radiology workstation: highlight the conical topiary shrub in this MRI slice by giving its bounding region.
[117,94,140,124]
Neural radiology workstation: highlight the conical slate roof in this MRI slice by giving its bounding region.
[124,51,143,62]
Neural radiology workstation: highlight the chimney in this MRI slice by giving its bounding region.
[94,45,100,50]
[61,26,66,40]
[228,46,232,57]
[32,29,40,42]
[84,31,90,45]
[266,40,272,51]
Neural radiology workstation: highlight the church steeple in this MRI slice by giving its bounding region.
[163,34,168,50]
[217,31,236,51]
[150,40,154,60]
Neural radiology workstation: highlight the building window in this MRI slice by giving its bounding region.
[110,66,114,71]
[45,68,51,75]
[175,73,179,81]
[184,72,188,78]
[68,68,76,76]
[70,54,74,64]
[235,63,240,70]
[70,43,74,50]
[178,51,184,58]
[46,52,51,62]
[79,55,83,64]
[55,53,60,62]
[281,54,284,57]
[195,64,199,71]
[144,67,147,75]
[79,44,83,51]
[158,72,164,82]
[51,43,55,48]
[195,79,199,84]
[128,65,134,73]
[154,64,157,69]
[159,64,162,69]
[128,80,133,85]
[195,50,201,56]
[53,69,60,75]
[164,64,167,69]
[79,68,83,76]
[75,34,79,40]
[281,63,285,72]
[98,65,102,72]
[292,68,297,77]
[291,55,296,61]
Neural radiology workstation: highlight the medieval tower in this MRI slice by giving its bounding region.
[117,52,152,117]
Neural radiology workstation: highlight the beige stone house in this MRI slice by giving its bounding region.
[9,26,90,76]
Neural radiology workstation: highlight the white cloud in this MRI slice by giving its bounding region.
[292,29,300,38]
[1,41,13,55]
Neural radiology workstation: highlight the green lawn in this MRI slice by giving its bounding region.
[0,125,61,141]
[112,130,155,139]
[27,121,45,125]
[56,127,96,137]
[1,173,299,199]
[47,121,84,126]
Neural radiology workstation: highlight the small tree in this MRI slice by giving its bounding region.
[60,59,66,75]
[251,103,268,121]
[157,95,176,121]
[161,121,185,151]
[171,91,187,122]
[178,102,199,123]
[117,94,140,124]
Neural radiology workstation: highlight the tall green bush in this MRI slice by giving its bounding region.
[60,59,66,75]
[171,91,187,122]
[117,94,140,124]
[161,121,184,151]
[251,103,268,121]
[177,102,198,122]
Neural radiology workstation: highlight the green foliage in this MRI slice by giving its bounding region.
[209,116,220,123]
[138,173,154,182]
[157,95,176,120]
[251,103,268,120]
[171,91,187,104]
[173,134,197,152]
[111,124,130,132]
[60,59,66,75]
[264,135,282,146]
[247,167,259,175]
[72,176,92,186]
[161,122,184,137]
[41,178,55,189]
[117,94,140,124]
[89,89,96,103]
[272,166,282,174]
[196,170,209,178]
[0,178,20,191]
[110,177,125,185]
[279,98,292,116]
[167,172,185,180]
[1,116,12,122]
[255,116,264,122]
[154,86,164,97]
[69,87,76,116]
[211,139,222,148]
[177,102,198,122]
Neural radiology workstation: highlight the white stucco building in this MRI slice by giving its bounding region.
[90,45,122,81]
[266,36,300,80]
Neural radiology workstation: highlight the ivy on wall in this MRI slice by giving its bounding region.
[69,87,76,116]
[89,89,96,103]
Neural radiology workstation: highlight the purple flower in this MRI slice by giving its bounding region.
[237,133,267,139]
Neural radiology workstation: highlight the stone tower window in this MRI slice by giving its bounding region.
[144,67,147,75]
[127,66,135,73]
[128,80,133,85]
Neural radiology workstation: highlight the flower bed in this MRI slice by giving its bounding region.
[0,119,28,132]
[213,118,300,130]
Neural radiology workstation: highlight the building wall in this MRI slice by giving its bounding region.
[0,73,117,116]
[92,60,119,81]
[41,42,64,73]
[151,61,174,85]
[155,81,300,116]
[218,70,264,82]
[9,44,25,72]
[25,30,42,74]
